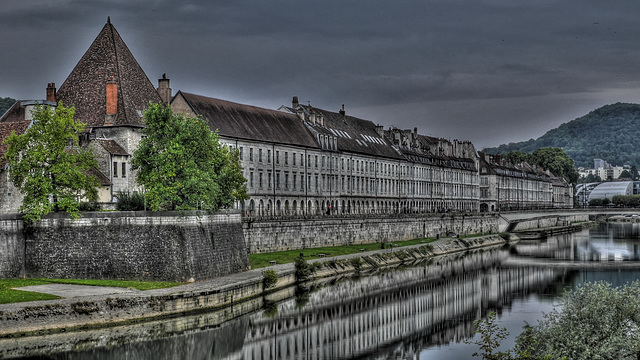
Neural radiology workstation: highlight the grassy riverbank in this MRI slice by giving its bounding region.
[249,237,442,269]
[0,278,183,304]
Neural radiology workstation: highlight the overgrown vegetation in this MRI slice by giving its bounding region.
[470,281,640,360]
[262,269,278,289]
[294,255,312,282]
[485,103,640,168]
[115,191,146,211]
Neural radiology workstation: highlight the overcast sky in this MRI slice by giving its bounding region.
[2,1,640,149]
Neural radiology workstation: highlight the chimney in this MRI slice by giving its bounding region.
[292,96,299,108]
[105,74,117,125]
[339,104,345,117]
[157,73,172,104]
[46,83,56,103]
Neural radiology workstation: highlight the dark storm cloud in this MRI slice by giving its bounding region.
[3,0,640,148]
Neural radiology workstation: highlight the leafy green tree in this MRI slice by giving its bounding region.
[530,147,579,184]
[618,169,632,179]
[4,103,99,222]
[503,151,530,165]
[132,103,248,211]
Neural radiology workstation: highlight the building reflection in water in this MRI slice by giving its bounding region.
[8,224,639,360]
[239,249,562,360]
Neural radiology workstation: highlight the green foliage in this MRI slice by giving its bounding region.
[531,281,640,359]
[132,103,248,211]
[115,191,146,211]
[612,194,640,207]
[530,147,579,184]
[0,97,16,116]
[262,269,278,289]
[485,103,640,168]
[248,238,437,269]
[503,150,530,164]
[468,312,513,360]
[4,103,99,222]
[578,173,601,184]
[349,257,363,271]
[589,198,610,206]
[294,255,312,282]
[502,148,578,184]
[473,282,640,360]
[618,169,632,179]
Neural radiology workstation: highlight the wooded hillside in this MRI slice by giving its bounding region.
[485,103,640,168]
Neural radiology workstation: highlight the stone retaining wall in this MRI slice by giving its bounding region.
[0,211,249,281]
[243,213,500,253]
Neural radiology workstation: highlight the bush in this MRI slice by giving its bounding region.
[262,269,278,289]
[294,255,312,283]
[77,201,98,212]
[115,191,146,211]
[471,281,640,360]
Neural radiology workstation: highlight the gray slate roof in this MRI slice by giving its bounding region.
[178,92,319,148]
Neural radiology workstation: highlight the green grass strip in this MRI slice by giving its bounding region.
[0,278,183,305]
[250,237,437,269]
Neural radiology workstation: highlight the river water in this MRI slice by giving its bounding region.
[4,222,640,359]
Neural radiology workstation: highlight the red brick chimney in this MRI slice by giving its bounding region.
[106,74,117,115]
[46,83,56,103]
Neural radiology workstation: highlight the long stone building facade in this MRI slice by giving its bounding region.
[0,19,573,216]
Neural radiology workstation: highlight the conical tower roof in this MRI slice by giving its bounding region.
[57,18,161,127]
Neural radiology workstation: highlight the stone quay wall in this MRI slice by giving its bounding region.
[0,211,249,281]
[243,213,500,254]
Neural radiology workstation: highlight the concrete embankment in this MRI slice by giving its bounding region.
[0,234,506,338]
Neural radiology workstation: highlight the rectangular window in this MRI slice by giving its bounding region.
[122,162,126,178]
[249,148,253,162]
[301,174,304,190]
[250,172,254,188]
[239,147,243,160]
[276,172,281,189]
[113,162,118,177]
[300,154,304,167]
[315,155,318,168]
[268,149,271,163]
[259,172,263,188]
[268,172,272,188]
[293,174,297,190]
[276,151,280,164]
[293,153,296,166]
[285,173,289,189]
[322,156,325,168]
[259,149,263,162]
[285,152,288,165]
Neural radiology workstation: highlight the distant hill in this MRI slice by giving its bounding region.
[484,103,640,168]
[0,97,16,117]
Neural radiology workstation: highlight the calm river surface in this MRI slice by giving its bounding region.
[4,222,640,360]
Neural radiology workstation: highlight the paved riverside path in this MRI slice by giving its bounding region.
[14,284,144,298]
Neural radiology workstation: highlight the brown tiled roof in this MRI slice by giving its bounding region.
[95,139,128,155]
[0,101,22,123]
[179,92,319,148]
[0,121,31,168]
[56,19,161,127]
[87,168,112,186]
